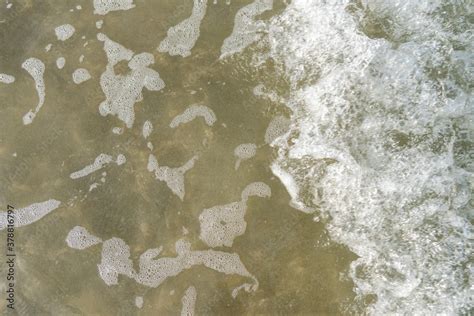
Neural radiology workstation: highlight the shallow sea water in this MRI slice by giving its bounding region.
[0,1,357,315]
[1,0,472,315]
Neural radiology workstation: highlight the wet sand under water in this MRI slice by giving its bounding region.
[0,1,358,314]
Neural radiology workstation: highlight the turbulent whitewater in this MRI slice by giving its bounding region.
[266,0,473,314]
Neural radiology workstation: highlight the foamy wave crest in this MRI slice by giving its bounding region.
[266,0,473,314]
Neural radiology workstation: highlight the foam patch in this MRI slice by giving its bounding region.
[134,239,259,294]
[56,57,66,69]
[180,286,197,316]
[88,236,258,297]
[234,143,257,170]
[135,296,143,309]
[93,0,135,15]
[142,120,153,139]
[220,0,273,58]
[0,200,61,230]
[0,73,15,84]
[264,115,290,144]
[116,154,126,165]
[72,68,92,84]
[158,0,208,57]
[97,237,136,285]
[169,104,216,128]
[66,226,102,250]
[21,58,46,125]
[55,24,75,41]
[147,154,198,200]
[97,33,165,128]
[70,153,125,179]
[199,182,271,247]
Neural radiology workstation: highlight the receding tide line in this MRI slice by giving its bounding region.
[0,200,61,230]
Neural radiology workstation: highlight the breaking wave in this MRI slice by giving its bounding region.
[266,0,473,314]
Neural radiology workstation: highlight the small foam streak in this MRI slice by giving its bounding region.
[169,104,216,128]
[21,58,45,125]
[0,73,15,84]
[180,286,197,316]
[70,153,125,179]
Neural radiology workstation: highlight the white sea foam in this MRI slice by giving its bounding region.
[93,0,135,15]
[135,239,259,295]
[266,0,473,314]
[181,286,197,316]
[56,57,66,69]
[158,0,208,57]
[72,68,91,84]
[264,115,290,145]
[147,154,198,200]
[142,120,153,139]
[55,24,75,41]
[93,236,258,296]
[116,154,126,165]
[70,153,125,179]
[220,0,273,58]
[234,143,257,170]
[66,226,102,249]
[21,58,45,125]
[135,296,143,309]
[98,237,136,285]
[0,200,61,230]
[170,104,216,128]
[97,33,165,128]
[112,127,123,135]
[199,182,271,248]
[0,73,15,84]
[70,154,113,179]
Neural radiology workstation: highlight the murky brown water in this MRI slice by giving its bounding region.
[0,1,358,315]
